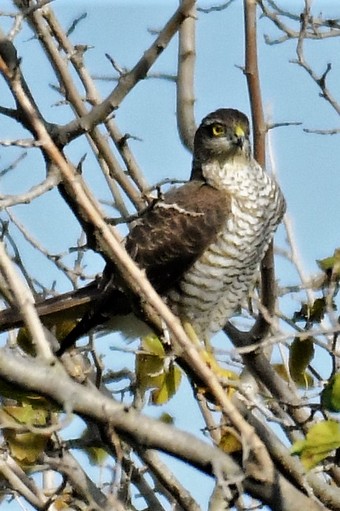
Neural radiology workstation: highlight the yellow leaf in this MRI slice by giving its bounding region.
[52,494,72,510]
[292,420,340,470]
[182,319,238,400]
[219,430,242,454]
[136,353,165,392]
[136,335,182,404]
[136,335,167,391]
[17,320,77,356]
[3,403,48,425]
[273,364,313,389]
[141,334,165,357]
[5,429,48,464]
[196,350,239,404]
[2,403,50,466]
[151,362,182,405]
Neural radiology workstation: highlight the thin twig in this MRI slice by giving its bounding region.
[0,241,53,360]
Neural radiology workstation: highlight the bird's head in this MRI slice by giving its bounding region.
[191,109,251,178]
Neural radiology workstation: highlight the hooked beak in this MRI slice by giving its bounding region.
[234,125,245,149]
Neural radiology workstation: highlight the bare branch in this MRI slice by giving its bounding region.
[43,450,120,511]
[258,0,340,44]
[176,0,197,151]
[293,13,340,115]
[303,127,340,135]
[0,242,53,360]
[0,454,46,509]
[0,169,60,208]
[59,0,197,142]
[198,1,236,14]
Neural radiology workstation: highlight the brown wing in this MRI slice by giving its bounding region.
[0,180,231,355]
[125,180,231,293]
[57,181,231,354]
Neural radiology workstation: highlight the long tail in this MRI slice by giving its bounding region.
[0,281,133,355]
[0,282,100,334]
[56,286,130,356]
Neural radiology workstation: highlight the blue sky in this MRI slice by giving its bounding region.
[0,1,339,509]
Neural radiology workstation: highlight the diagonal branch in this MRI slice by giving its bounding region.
[58,0,197,142]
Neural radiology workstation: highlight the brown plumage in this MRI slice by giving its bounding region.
[0,109,286,354]
[126,181,231,293]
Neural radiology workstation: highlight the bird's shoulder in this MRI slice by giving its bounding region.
[162,179,230,214]
[125,180,231,292]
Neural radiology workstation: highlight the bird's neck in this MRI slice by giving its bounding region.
[191,154,256,188]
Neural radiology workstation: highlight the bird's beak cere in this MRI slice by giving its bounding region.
[234,125,245,149]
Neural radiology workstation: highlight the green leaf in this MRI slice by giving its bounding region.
[136,335,182,404]
[321,373,340,412]
[291,420,340,470]
[17,320,77,356]
[158,412,174,424]
[317,248,340,278]
[2,403,50,466]
[151,361,182,405]
[84,446,108,466]
[293,299,330,324]
[141,334,165,357]
[136,336,166,393]
[273,363,313,389]
[288,337,314,387]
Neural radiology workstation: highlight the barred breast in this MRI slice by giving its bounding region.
[167,161,285,342]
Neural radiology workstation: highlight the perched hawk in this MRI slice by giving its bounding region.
[0,109,286,354]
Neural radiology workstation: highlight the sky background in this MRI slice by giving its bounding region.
[0,1,339,510]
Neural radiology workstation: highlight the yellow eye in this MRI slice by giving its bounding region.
[211,124,225,137]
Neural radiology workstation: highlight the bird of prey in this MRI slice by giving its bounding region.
[0,109,286,354]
